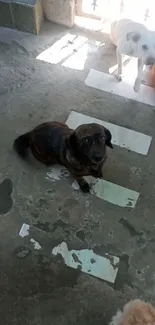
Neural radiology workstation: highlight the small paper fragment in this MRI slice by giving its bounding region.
[30,238,41,250]
[72,180,80,190]
[19,223,30,237]
[46,165,69,181]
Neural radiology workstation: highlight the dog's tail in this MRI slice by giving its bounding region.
[13,132,31,159]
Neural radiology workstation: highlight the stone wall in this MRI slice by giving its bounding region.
[0,0,75,34]
[43,0,76,28]
[0,0,43,34]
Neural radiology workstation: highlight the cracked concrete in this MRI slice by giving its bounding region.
[0,21,155,324]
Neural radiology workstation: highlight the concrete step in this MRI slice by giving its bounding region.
[0,0,43,34]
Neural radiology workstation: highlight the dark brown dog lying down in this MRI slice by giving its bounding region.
[13,121,113,193]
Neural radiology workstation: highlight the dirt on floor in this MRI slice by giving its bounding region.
[0,21,155,325]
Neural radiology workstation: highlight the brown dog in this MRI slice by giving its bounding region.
[109,299,155,325]
[13,121,113,192]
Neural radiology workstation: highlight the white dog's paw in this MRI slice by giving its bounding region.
[112,72,122,81]
[134,79,141,92]
[110,68,122,81]
[115,74,122,82]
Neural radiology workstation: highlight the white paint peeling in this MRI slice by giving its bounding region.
[87,177,139,208]
[46,162,139,208]
[19,223,30,238]
[72,176,139,208]
[30,238,41,250]
[85,68,155,108]
[52,241,119,283]
[72,180,80,191]
[46,165,69,181]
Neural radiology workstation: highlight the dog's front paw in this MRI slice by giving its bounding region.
[91,170,103,178]
[134,79,141,92]
[78,179,90,193]
[115,74,122,82]
[111,71,122,81]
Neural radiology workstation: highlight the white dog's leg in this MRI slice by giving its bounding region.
[116,48,122,81]
[134,58,144,92]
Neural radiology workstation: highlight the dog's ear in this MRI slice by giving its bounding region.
[68,132,78,151]
[126,32,141,43]
[105,128,113,149]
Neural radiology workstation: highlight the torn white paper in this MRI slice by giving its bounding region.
[46,165,69,181]
[72,180,80,191]
[52,242,119,283]
[19,223,30,238]
[30,238,41,250]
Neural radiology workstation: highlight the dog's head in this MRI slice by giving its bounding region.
[126,31,155,65]
[69,123,113,164]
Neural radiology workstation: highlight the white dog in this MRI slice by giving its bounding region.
[109,299,155,325]
[110,19,155,92]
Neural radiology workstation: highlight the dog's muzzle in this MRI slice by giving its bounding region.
[146,57,155,66]
[92,153,106,164]
[93,156,103,163]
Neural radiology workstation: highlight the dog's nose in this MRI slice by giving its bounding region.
[146,57,155,66]
[93,155,103,163]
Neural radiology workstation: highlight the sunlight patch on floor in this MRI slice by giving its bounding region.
[36,34,87,65]
[36,32,101,70]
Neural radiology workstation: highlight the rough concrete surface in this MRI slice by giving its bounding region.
[0,21,155,324]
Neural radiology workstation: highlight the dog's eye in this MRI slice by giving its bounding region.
[142,44,148,51]
[84,138,89,144]
[84,137,91,144]
[98,135,104,142]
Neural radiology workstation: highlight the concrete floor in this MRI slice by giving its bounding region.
[0,21,155,324]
